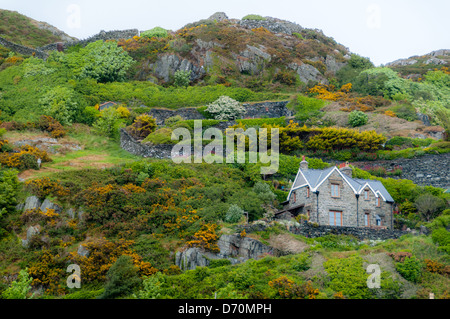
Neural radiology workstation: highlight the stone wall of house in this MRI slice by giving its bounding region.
[351,152,450,189]
[288,222,407,240]
[0,36,48,59]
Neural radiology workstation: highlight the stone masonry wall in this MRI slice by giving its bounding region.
[0,36,48,59]
[288,222,407,241]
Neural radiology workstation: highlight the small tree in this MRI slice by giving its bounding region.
[225,204,244,223]
[2,269,33,299]
[206,96,246,120]
[415,193,445,222]
[348,110,368,127]
[100,255,142,299]
[253,182,276,204]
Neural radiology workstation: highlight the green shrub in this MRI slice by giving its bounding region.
[253,182,276,204]
[348,110,368,127]
[289,95,326,122]
[174,70,191,88]
[1,269,33,299]
[390,103,418,121]
[99,255,142,299]
[142,128,175,145]
[141,27,168,39]
[431,228,450,254]
[206,96,246,120]
[395,256,423,283]
[209,259,232,268]
[224,204,244,223]
[236,117,286,127]
[292,254,311,272]
[39,86,80,125]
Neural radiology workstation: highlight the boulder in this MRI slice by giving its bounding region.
[208,12,228,22]
[288,62,328,84]
[174,234,279,271]
[77,244,90,257]
[150,54,205,83]
[175,247,209,271]
[40,198,62,214]
[325,54,347,74]
[23,196,42,211]
[234,45,271,75]
[21,225,41,248]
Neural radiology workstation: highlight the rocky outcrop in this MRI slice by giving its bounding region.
[234,45,271,75]
[175,233,281,271]
[21,225,41,248]
[208,12,229,22]
[238,16,304,35]
[288,62,328,84]
[22,196,42,211]
[148,54,206,83]
[40,198,62,214]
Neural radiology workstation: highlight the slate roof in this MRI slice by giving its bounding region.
[289,166,394,203]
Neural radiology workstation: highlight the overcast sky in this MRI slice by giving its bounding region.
[1,0,448,66]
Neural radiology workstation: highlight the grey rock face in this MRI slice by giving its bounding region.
[175,247,210,271]
[40,198,62,214]
[22,225,41,248]
[288,62,328,84]
[234,45,271,75]
[208,12,229,22]
[77,244,90,257]
[425,57,447,65]
[23,196,42,211]
[325,55,347,74]
[238,17,304,35]
[174,234,278,271]
[150,54,206,83]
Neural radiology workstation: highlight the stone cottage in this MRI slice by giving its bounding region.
[276,157,395,230]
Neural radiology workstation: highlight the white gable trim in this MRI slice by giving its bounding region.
[287,167,312,201]
[358,182,379,198]
[313,166,358,194]
[375,190,387,202]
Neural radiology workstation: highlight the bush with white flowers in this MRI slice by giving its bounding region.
[205,96,246,120]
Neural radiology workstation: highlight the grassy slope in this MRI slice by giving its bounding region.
[0,9,69,47]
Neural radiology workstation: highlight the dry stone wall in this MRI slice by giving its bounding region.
[0,36,48,59]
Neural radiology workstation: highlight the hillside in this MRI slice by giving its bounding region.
[0,9,76,48]
[124,12,352,88]
[0,10,449,303]
[386,49,450,79]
